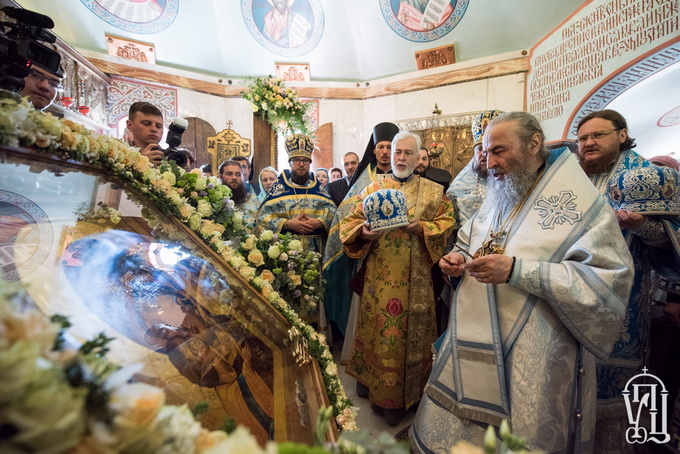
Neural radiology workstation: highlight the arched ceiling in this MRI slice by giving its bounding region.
[16,0,584,81]
[10,1,680,158]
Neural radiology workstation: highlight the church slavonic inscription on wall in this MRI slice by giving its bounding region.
[528,0,679,139]
[106,35,157,64]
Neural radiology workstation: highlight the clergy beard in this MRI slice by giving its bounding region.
[230,184,248,204]
[472,159,487,179]
[478,167,538,221]
[579,155,618,176]
[291,172,310,185]
[393,167,413,179]
[392,161,416,179]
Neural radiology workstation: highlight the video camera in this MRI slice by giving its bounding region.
[0,7,62,93]
[156,117,190,168]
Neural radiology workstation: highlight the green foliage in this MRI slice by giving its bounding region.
[241,76,314,135]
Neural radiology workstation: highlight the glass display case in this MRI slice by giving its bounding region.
[0,145,336,446]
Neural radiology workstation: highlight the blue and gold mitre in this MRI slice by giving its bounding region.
[472,110,504,146]
[285,134,314,160]
[607,165,680,215]
[362,189,409,232]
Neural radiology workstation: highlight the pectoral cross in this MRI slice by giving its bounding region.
[474,230,505,258]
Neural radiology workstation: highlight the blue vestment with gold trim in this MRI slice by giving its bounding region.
[256,170,335,252]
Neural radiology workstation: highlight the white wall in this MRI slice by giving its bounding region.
[177,89,254,140]
[174,73,526,170]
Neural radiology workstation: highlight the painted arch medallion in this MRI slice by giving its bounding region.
[79,0,179,34]
[241,0,324,57]
[381,0,469,42]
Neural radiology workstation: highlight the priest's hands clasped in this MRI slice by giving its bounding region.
[286,214,322,234]
[440,251,514,284]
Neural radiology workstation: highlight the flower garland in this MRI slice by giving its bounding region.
[241,76,313,135]
[0,280,235,453]
[0,95,355,431]
[0,280,401,453]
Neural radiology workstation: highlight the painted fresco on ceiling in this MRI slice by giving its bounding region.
[79,0,179,34]
[242,0,324,57]
[381,0,469,42]
[658,106,680,128]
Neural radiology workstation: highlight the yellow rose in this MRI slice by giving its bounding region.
[259,270,275,283]
[195,429,228,450]
[247,249,265,266]
[287,271,302,286]
[199,224,222,239]
[61,130,75,148]
[134,156,151,173]
[450,441,486,454]
[201,426,268,454]
[241,235,256,250]
[151,178,171,192]
[110,382,165,429]
[221,249,233,262]
[239,265,257,281]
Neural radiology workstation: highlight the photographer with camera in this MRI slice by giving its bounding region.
[126,101,189,167]
[1,6,63,108]
[19,63,63,110]
[126,101,166,165]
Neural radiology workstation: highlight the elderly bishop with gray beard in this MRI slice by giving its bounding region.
[410,111,635,454]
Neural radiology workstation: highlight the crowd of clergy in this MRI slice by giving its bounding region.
[17,26,680,454]
[124,98,680,454]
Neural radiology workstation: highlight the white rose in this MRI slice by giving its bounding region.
[267,245,281,259]
[288,239,303,252]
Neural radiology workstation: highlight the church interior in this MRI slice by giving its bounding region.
[1,0,679,452]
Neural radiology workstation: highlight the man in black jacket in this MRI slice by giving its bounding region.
[327,151,359,206]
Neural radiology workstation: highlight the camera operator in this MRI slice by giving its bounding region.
[126,101,165,165]
[19,63,63,110]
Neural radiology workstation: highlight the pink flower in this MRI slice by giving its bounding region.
[386,298,403,317]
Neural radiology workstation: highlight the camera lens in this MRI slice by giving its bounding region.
[166,151,188,168]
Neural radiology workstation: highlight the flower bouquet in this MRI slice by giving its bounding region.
[232,230,324,324]
[241,76,313,135]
